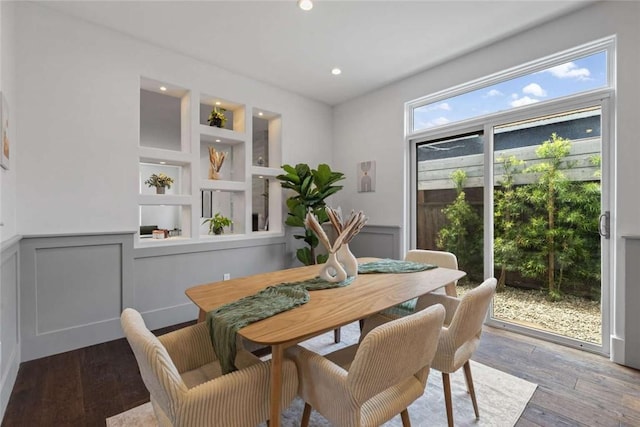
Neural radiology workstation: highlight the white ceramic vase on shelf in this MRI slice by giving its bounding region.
[337,244,358,277]
[320,252,347,283]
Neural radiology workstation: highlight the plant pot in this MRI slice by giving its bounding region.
[209,117,223,128]
[213,227,223,235]
[156,187,165,194]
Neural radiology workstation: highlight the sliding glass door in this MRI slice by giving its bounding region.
[414,101,609,352]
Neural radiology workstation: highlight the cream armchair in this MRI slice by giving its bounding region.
[286,304,445,427]
[418,277,497,427]
[121,308,298,427]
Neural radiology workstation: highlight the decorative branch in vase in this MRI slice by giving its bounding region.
[305,207,367,282]
[327,208,368,277]
[208,147,227,180]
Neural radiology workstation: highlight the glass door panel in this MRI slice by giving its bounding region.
[416,133,485,284]
[491,107,603,346]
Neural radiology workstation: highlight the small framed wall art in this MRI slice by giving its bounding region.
[357,160,376,193]
[0,92,9,170]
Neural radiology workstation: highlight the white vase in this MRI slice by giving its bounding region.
[320,252,347,283]
[337,244,358,277]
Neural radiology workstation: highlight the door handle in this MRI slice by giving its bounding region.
[599,211,610,239]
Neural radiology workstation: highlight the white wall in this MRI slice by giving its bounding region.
[0,1,19,421]
[332,1,640,365]
[1,1,16,240]
[14,1,333,236]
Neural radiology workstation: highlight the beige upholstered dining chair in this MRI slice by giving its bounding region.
[379,249,459,320]
[286,304,445,427]
[405,249,459,297]
[417,277,497,427]
[121,308,298,427]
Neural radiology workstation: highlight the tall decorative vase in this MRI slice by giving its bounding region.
[337,244,358,277]
[208,147,226,180]
[320,252,347,283]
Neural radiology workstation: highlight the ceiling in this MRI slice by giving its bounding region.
[38,1,592,106]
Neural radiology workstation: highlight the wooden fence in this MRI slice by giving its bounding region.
[416,137,600,250]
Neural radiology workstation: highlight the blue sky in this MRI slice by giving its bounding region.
[413,51,607,131]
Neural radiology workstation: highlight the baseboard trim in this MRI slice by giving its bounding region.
[0,345,20,421]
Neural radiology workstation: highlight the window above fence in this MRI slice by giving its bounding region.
[410,49,608,133]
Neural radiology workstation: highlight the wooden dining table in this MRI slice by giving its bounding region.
[185,257,466,426]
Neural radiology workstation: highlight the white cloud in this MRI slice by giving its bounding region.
[522,83,547,97]
[545,62,591,80]
[486,89,503,97]
[426,102,451,112]
[510,96,540,107]
[511,93,519,100]
[428,117,451,127]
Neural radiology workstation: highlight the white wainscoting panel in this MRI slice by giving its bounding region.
[20,233,135,362]
[0,236,21,420]
[348,225,401,260]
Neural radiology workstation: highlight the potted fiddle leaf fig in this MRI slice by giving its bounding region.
[208,106,227,128]
[144,173,174,194]
[277,163,345,265]
[203,212,233,235]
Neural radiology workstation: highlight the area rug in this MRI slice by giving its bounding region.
[107,322,536,427]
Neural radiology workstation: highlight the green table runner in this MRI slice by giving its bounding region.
[207,276,353,374]
[358,258,437,274]
[208,259,436,374]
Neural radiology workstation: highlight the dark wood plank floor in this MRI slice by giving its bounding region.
[2,322,639,426]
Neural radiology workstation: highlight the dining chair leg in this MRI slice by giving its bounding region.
[463,361,480,419]
[301,402,312,427]
[334,327,341,343]
[442,372,454,427]
[400,408,411,427]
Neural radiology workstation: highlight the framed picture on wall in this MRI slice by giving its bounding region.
[0,92,9,170]
[357,160,376,193]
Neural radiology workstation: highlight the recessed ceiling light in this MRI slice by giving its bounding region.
[331,68,342,75]
[298,0,313,11]
[215,139,221,142]
[159,161,166,165]
[215,101,221,106]
[258,112,264,116]
[160,86,167,91]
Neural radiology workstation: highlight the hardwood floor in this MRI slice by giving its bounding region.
[2,322,639,426]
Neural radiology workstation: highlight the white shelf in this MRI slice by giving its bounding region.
[139,147,191,165]
[251,166,282,177]
[138,194,192,206]
[199,125,245,144]
[137,236,192,246]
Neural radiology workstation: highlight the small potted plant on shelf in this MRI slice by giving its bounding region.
[144,173,174,194]
[203,212,233,235]
[208,106,227,128]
